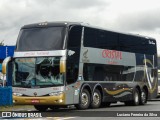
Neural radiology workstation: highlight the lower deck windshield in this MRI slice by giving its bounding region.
[13,57,64,88]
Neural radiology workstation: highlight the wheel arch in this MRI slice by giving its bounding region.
[80,83,92,97]
[142,85,149,100]
[93,84,103,102]
[133,85,141,99]
[135,85,141,93]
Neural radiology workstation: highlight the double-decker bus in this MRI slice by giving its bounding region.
[2,22,158,111]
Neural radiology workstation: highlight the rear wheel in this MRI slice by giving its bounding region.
[140,89,147,105]
[90,89,101,108]
[125,88,140,106]
[34,105,48,111]
[75,89,91,110]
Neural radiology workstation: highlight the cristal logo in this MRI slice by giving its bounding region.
[102,49,122,60]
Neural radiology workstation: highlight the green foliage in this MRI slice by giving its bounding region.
[0,40,4,46]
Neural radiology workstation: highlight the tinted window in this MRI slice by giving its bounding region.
[119,34,156,55]
[142,38,157,55]
[119,34,141,53]
[66,62,79,84]
[68,26,82,48]
[84,27,119,50]
[158,57,160,69]
[83,63,135,81]
[83,27,156,55]
[16,27,65,51]
[66,26,82,84]
[158,79,160,85]
[84,27,97,48]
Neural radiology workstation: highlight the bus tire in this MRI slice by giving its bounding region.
[131,88,140,106]
[140,89,147,105]
[34,105,48,111]
[75,89,91,110]
[50,106,59,110]
[90,89,101,108]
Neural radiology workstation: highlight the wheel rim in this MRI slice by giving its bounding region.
[141,91,146,103]
[81,92,89,106]
[93,92,100,105]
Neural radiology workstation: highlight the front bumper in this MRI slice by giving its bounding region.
[13,93,65,105]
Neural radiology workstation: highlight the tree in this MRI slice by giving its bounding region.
[0,40,4,46]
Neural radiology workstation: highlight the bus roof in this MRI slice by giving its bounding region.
[21,21,156,41]
[21,21,82,29]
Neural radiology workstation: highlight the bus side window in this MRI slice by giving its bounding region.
[68,26,82,48]
[93,66,105,81]
[66,26,82,84]
[66,64,78,84]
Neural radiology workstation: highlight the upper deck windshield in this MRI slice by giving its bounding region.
[13,57,64,88]
[16,27,66,51]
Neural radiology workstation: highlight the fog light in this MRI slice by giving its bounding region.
[59,99,63,103]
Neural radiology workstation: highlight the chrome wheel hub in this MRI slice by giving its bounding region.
[141,91,146,103]
[93,92,100,105]
[81,92,88,106]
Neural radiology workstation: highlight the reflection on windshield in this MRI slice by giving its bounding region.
[13,57,64,87]
[16,27,65,51]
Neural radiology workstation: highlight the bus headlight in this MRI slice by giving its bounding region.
[49,91,63,96]
[13,92,23,96]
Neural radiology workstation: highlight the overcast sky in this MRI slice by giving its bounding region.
[1,0,160,53]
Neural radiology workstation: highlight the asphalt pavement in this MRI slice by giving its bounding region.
[0,98,160,120]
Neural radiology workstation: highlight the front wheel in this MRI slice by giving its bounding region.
[125,88,140,106]
[34,105,48,111]
[75,89,91,110]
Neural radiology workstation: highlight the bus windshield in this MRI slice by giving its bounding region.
[16,27,66,51]
[13,57,64,88]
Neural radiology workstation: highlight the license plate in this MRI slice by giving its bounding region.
[31,99,40,103]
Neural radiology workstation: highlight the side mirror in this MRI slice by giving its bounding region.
[2,57,11,74]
